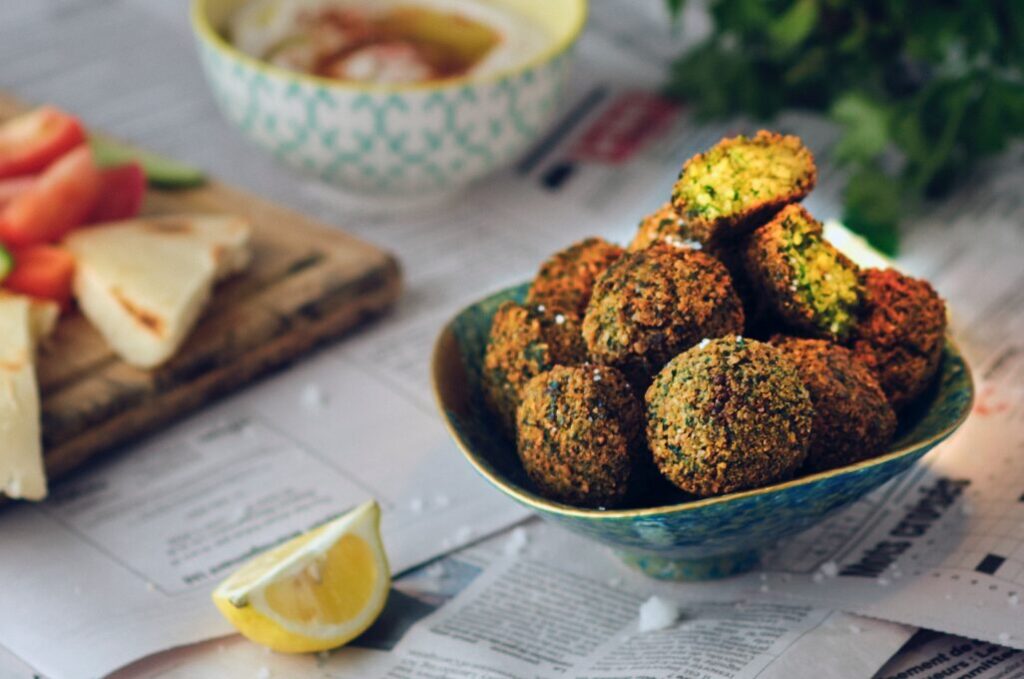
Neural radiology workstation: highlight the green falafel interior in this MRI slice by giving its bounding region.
[479,130,948,509]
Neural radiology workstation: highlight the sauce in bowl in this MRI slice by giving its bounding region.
[229,0,551,84]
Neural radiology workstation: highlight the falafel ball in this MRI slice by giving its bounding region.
[646,337,812,497]
[527,237,624,318]
[851,268,947,411]
[745,204,863,340]
[583,244,745,384]
[628,202,706,252]
[671,130,817,241]
[771,336,897,472]
[516,364,644,507]
[483,301,587,435]
[630,202,768,332]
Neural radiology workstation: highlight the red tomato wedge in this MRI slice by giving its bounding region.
[0,145,101,247]
[87,162,145,224]
[0,107,86,179]
[0,176,35,209]
[4,245,76,308]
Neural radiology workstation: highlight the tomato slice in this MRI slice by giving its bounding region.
[0,107,86,179]
[0,176,35,209]
[0,145,101,247]
[4,245,76,309]
[88,162,146,224]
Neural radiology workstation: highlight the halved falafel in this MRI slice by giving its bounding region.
[516,364,643,507]
[527,237,624,318]
[483,301,587,435]
[771,336,897,472]
[645,337,813,497]
[671,130,817,241]
[583,244,745,384]
[851,268,947,411]
[745,204,863,340]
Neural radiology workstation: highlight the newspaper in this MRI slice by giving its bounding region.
[109,523,914,679]
[1,0,1023,677]
[875,632,1024,679]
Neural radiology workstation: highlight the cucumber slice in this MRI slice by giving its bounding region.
[89,136,206,188]
[0,244,13,283]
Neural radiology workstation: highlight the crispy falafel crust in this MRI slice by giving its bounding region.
[771,336,897,472]
[851,268,947,411]
[645,338,812,497]
[483,302,587,436]
[516,364,643,507]
[583,244,745,383]
[745,204,863,340]
[527,237,625,318]
[671,130,817,241]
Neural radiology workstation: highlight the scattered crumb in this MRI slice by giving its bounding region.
[301,384,328,410]
[502,527,528,556]
[637,596,679,632]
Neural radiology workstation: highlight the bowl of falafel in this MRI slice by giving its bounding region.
[432,131,974,580]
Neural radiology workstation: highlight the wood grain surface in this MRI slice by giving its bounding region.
[0,95,402,484]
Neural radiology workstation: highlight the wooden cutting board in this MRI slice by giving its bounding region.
[0,96,402,485]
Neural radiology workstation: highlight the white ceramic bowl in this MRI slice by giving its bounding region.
[191,0,587,201]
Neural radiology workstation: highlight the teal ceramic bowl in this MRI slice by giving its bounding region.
[191,0,586,202]
[432,283,974,580]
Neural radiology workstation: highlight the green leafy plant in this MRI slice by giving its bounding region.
[664,0,1024,253]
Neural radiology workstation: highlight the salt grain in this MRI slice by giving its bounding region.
[877,578,890,586]
[434,494,451,508]
[812,572,825,584]
[849,624,862,634]
[301,384,328,410]
[637,596,679,632]
[1009,594,1020,606]
[607,577,622,588]
[760,584,771,593]
[698,338,711,349]
[503,527,529,556]
[408,497,424,514]
[146,582,157,592]
[454,525,474,544]
[554,314,566,325]
[820,561,839,578]
[999,632,1011,643]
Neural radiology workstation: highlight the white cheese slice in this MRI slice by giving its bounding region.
[65,214,252,369]
[0,294,46,500]
[0,291,60,345]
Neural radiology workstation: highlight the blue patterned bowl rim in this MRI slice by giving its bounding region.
[190,0,589,93]
[431,284,975,521]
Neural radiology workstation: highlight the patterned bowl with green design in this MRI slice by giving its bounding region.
[432,282,974,580]
[190,0,586,199]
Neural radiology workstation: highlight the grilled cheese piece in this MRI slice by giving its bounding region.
[0,295,46,500]
[65,215,252,369]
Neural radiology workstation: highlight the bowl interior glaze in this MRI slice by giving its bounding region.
[433,283,975,580]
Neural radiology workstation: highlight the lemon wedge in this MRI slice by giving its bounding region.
[212,500,390,653]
